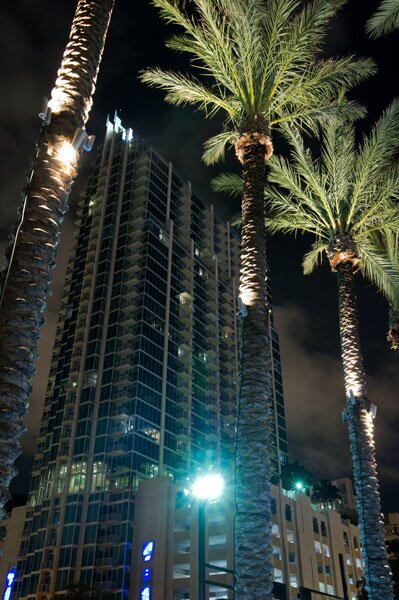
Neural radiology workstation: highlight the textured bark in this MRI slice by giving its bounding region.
[235,142,274,599]
[388,306,399,350]
[336,257,393,600]
[0,0,114,517]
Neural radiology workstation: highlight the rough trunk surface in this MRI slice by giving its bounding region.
[235,142,274,599]
[336,259,393,600]
[0,0,114,517]
[388,306,399,350]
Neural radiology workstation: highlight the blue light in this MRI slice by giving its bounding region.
[142,541,154,562]
[2,570,16,600]
[142,568,151,583]
[140,586,151,600]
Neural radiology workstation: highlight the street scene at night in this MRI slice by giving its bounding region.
[0,1,398,599]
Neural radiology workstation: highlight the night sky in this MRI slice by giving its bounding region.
[0,1,398,510]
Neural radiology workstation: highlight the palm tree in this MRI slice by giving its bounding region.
[0,0,114,517]
[311,479,341,509]
[366,0,399,38]
[234,107,399,599]
[141,1,374,597]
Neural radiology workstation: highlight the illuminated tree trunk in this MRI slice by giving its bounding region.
[388,306,399,350]
[0,0,114,516]
[235,140,274,600]
[336,257,393,600]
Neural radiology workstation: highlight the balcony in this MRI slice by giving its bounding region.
[98,534,121,546]
[110,406,130,420]
[95,557,117,569]
[112,391,131,404]
[107,443,127,457]
[100,513,122,524]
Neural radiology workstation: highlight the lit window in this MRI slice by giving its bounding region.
[290,574,298,588]
[272,523,280,538]
[273,546,281,561]
[327,584,334,595]
[356,558,362,569]
[314,541,322,554]
[287,530,295,543]
[274,568,283,583]
[346,554,352,566]
[322,544,330,557]
[319,582,326,593]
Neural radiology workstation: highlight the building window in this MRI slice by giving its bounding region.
[320,520,327,537]
[346,554,352,566]
[327,585,335,595]
[353,536,359,549]
[313,518,319,534]
[287,530,295,544]
[343,531,349,546]
[69,461,87,493]
[285,504,292,522]
[319,582,326,593]
[315,541,322,554]
[356,558,362,569]
[317,562,323,574]
[290,574,298,588]
[273,546,281,561]
[274,568,283,583]
[325,564,331,576]
[271,523,280,538]
[322,544,330,557]
[349,574,354,584]
[288,551,295,564]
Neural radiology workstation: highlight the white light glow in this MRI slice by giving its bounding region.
[56,141,78,169]
[192,473,224,500]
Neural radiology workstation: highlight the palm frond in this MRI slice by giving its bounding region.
[348,98,399,226]
[140,68,236,118]
[358,239,399,306]
[303,239,329,274]
[366,0,399,38]
[211,172,243,197]
[202,131,237,165]
[271,57,376,123]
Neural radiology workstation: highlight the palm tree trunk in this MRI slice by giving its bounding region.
[336,260,393,600]
[388,306,399,350]
[235,141,274,599]
[0,0,114,517]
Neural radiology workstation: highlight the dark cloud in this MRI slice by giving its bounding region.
[275,304,399,511]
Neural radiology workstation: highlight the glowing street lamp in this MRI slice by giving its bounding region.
[192,473,225,600]
[192,473,224,501]
[295,481,305,492]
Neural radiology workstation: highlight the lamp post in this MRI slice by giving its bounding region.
[192,473,225,600]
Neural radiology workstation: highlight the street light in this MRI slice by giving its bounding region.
[192,473,225,600]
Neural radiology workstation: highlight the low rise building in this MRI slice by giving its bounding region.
[131,477,363,600]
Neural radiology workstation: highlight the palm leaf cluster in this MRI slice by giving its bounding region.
[366,0,399,38]
[142,0,375,163]
[262,102,399,298]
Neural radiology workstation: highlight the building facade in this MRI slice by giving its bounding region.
[14,115,287,599]
[131,477,364,600]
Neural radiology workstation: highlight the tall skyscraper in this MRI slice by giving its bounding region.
[15,115,287,599]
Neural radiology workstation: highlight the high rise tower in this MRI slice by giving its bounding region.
[15,115,287,599]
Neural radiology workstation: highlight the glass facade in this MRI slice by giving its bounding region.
[15,114,287,598]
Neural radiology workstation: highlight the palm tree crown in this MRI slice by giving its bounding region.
[263,102,399,298]
[366,0,399,38]
[142,0,375,163]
